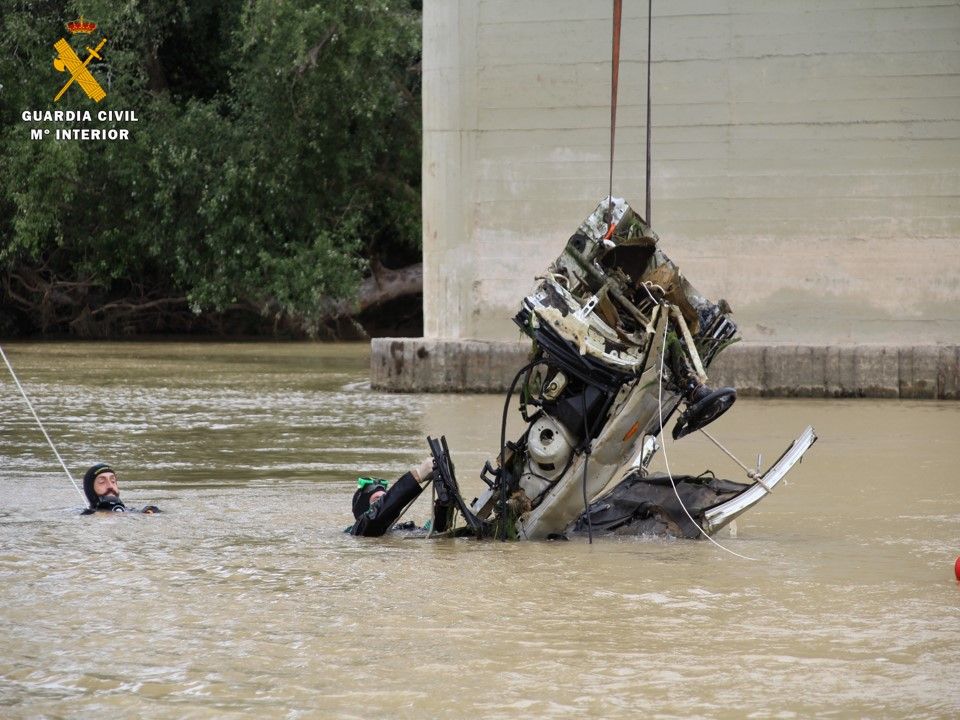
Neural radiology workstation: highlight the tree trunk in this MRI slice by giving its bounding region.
[344,261,422,316]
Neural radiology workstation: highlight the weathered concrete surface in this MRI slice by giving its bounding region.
[371,338,531,393]
[371,339,960,399]
[422,1,960,346]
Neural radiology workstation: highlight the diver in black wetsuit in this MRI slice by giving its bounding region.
[81,463,160,515]
[349,457,452,537]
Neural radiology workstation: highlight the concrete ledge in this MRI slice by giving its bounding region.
[370,338,532,393]
[371,338,960,399]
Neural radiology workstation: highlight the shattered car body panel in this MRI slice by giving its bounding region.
[569,425,817,539]
[427,198,816,541]
[571,472,753,539]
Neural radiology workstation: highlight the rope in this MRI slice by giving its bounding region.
[392,490,424,534]
[608,0,623,217]
[655,324,757,561]
[0,345,86,501]
[608,0,653,223]
[698,428,771,492]
[645,0,653,223]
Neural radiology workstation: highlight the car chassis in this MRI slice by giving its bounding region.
[424,197,815,542]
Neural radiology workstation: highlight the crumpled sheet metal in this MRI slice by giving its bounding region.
[570,472,751,539]
[525,196,723,376]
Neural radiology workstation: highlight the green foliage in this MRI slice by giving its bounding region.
[0,0,421,336]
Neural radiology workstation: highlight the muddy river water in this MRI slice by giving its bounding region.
[0,342,958,719]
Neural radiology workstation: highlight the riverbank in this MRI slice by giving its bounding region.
[371,338,960,399]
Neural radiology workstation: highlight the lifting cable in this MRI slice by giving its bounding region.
[608,0,654,224]
[645,0,653,223]
[607,4,749,558]
[607,0,623,219]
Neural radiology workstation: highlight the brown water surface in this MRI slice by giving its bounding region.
[0,342,958,719]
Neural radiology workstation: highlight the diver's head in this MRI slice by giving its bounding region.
[83,463,119,507]
[351,477,388,519]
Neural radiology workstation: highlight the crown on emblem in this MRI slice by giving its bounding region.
[65,16,97,34]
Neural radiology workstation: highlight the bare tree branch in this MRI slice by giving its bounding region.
[336,261,422,317]
[296,24,339,76]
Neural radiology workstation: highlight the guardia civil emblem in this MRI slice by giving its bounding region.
[52,16,107,103]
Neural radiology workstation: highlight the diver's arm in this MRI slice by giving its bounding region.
[350,472,424,537]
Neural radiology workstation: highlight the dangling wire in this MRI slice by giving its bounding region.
[497,361,538,541]
[655,327,757,561]
[0,345,86,501]
[580,392,594,544]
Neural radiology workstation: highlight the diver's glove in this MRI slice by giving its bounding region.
[412,456,435,484]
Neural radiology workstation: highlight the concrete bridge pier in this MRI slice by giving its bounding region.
[371,339,960,399]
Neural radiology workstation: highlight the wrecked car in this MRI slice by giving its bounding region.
[424,197,816,541]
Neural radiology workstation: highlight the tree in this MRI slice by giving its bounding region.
[0,0,422,337]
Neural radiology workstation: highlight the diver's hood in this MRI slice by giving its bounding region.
[82,462,115,506]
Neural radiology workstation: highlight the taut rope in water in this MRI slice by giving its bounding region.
[0,345,86,501]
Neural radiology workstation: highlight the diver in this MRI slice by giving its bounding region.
[81,463,160,515]
[349,457,452,537]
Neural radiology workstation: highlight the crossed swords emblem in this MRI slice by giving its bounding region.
[53,36,107,102]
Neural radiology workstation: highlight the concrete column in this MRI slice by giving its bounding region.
[422,0,479,339]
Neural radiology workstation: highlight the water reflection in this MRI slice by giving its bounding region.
[0,342,958,718]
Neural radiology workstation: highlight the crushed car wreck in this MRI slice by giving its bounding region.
[416,197,816,542]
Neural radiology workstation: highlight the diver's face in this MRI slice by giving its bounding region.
[369,490,386,505]
[93,472,119,498]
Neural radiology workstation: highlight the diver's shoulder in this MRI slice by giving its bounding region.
[80,504,161,515]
